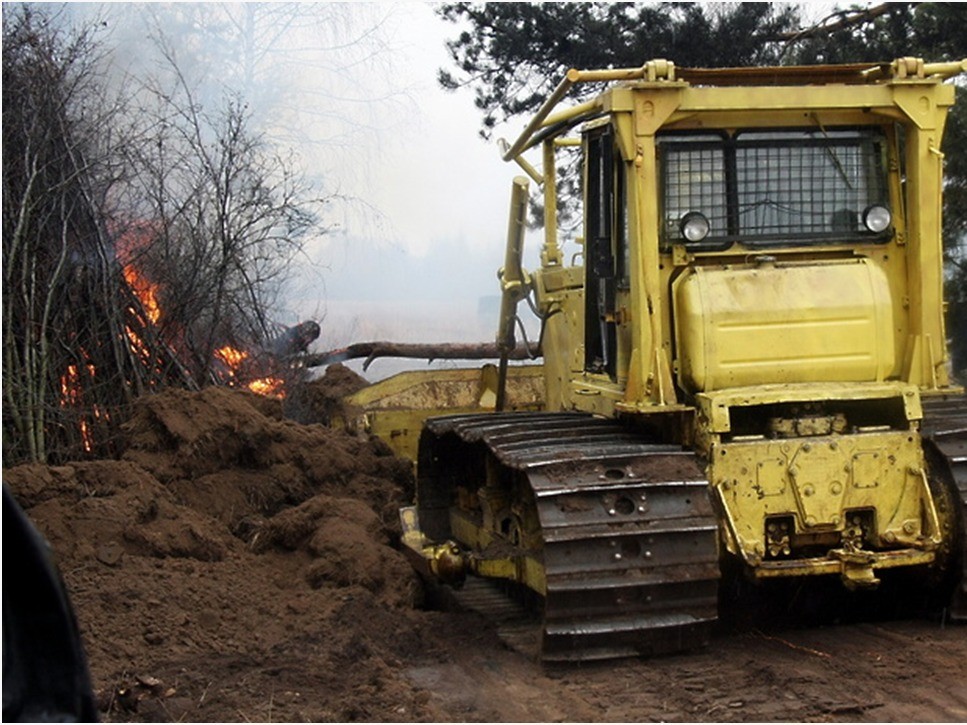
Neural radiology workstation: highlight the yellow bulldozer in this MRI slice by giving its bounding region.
[331,57,967,662]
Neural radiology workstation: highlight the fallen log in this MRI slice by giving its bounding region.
[303,341,539,371]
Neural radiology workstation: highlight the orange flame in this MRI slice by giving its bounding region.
[123,264,161,324]
[216,345,248,368]
[215,345,286,398]
[59,363,97,452]
[117,222,288,401]
[125,325,153,365]
[247,377,285,398]
[79,420,93,453]
[60,364,83,406]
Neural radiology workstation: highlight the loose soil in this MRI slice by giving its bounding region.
[5,374,967,722]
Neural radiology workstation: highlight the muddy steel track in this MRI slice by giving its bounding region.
[921,393,967,618]
[418,412,721,661]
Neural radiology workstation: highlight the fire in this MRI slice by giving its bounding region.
[125,325,152,365]
[247,377,285,398]
[215,345,286,399]
[116,223,162,326]
[56,222,296,457]
[60,364,84,406]
[79,420,93,453]
[59,362,97,452]
[117,225,290,401]
[123,264,161,324]
[215,345,248,368]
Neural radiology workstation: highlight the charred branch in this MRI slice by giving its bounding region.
[304,341,539,372]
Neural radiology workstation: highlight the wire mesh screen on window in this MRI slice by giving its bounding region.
[663,146,727,240]
[735,141,884,237]
[662,135,887,244]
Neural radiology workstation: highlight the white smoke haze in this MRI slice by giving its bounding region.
[58,2,532,376]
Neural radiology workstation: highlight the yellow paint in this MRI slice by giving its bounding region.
[341,365,544,461]
[674,260,896,391]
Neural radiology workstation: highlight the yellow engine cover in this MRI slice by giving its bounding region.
[674,259,895,392]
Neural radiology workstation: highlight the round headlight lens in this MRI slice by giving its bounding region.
[680,212,710,242]
[863,205,891,233]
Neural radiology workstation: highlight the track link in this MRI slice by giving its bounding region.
[922,393,967,619]
[417,412,720,662]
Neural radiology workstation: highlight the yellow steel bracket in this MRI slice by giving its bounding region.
[890,57,967,80]
[496,176,533,410]
[399,506,467,586]
[828,548,880,590]
[500,59,678,167]
[914,466,944,549]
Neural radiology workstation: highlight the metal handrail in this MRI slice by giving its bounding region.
[499,57,967,169]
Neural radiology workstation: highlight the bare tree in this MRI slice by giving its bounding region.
[2,5,329,465]
[2,6,139,464]
[113,35,326,386]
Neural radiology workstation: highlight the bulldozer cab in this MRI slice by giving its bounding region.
[503,58,965,418]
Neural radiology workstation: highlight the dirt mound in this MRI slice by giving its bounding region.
[253,493,421,609]
[4,382,443,722]
[5,460,238,564]
[288,363,369,425]
[121,384,413,533]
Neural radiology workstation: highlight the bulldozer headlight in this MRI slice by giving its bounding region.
[680,212,710,242]
[863,204,891,233]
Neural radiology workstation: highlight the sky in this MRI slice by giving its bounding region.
[285,3,530,355]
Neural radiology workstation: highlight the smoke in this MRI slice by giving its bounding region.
[54,3,524,355]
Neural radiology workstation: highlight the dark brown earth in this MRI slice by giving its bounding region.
[6,372,967,722]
